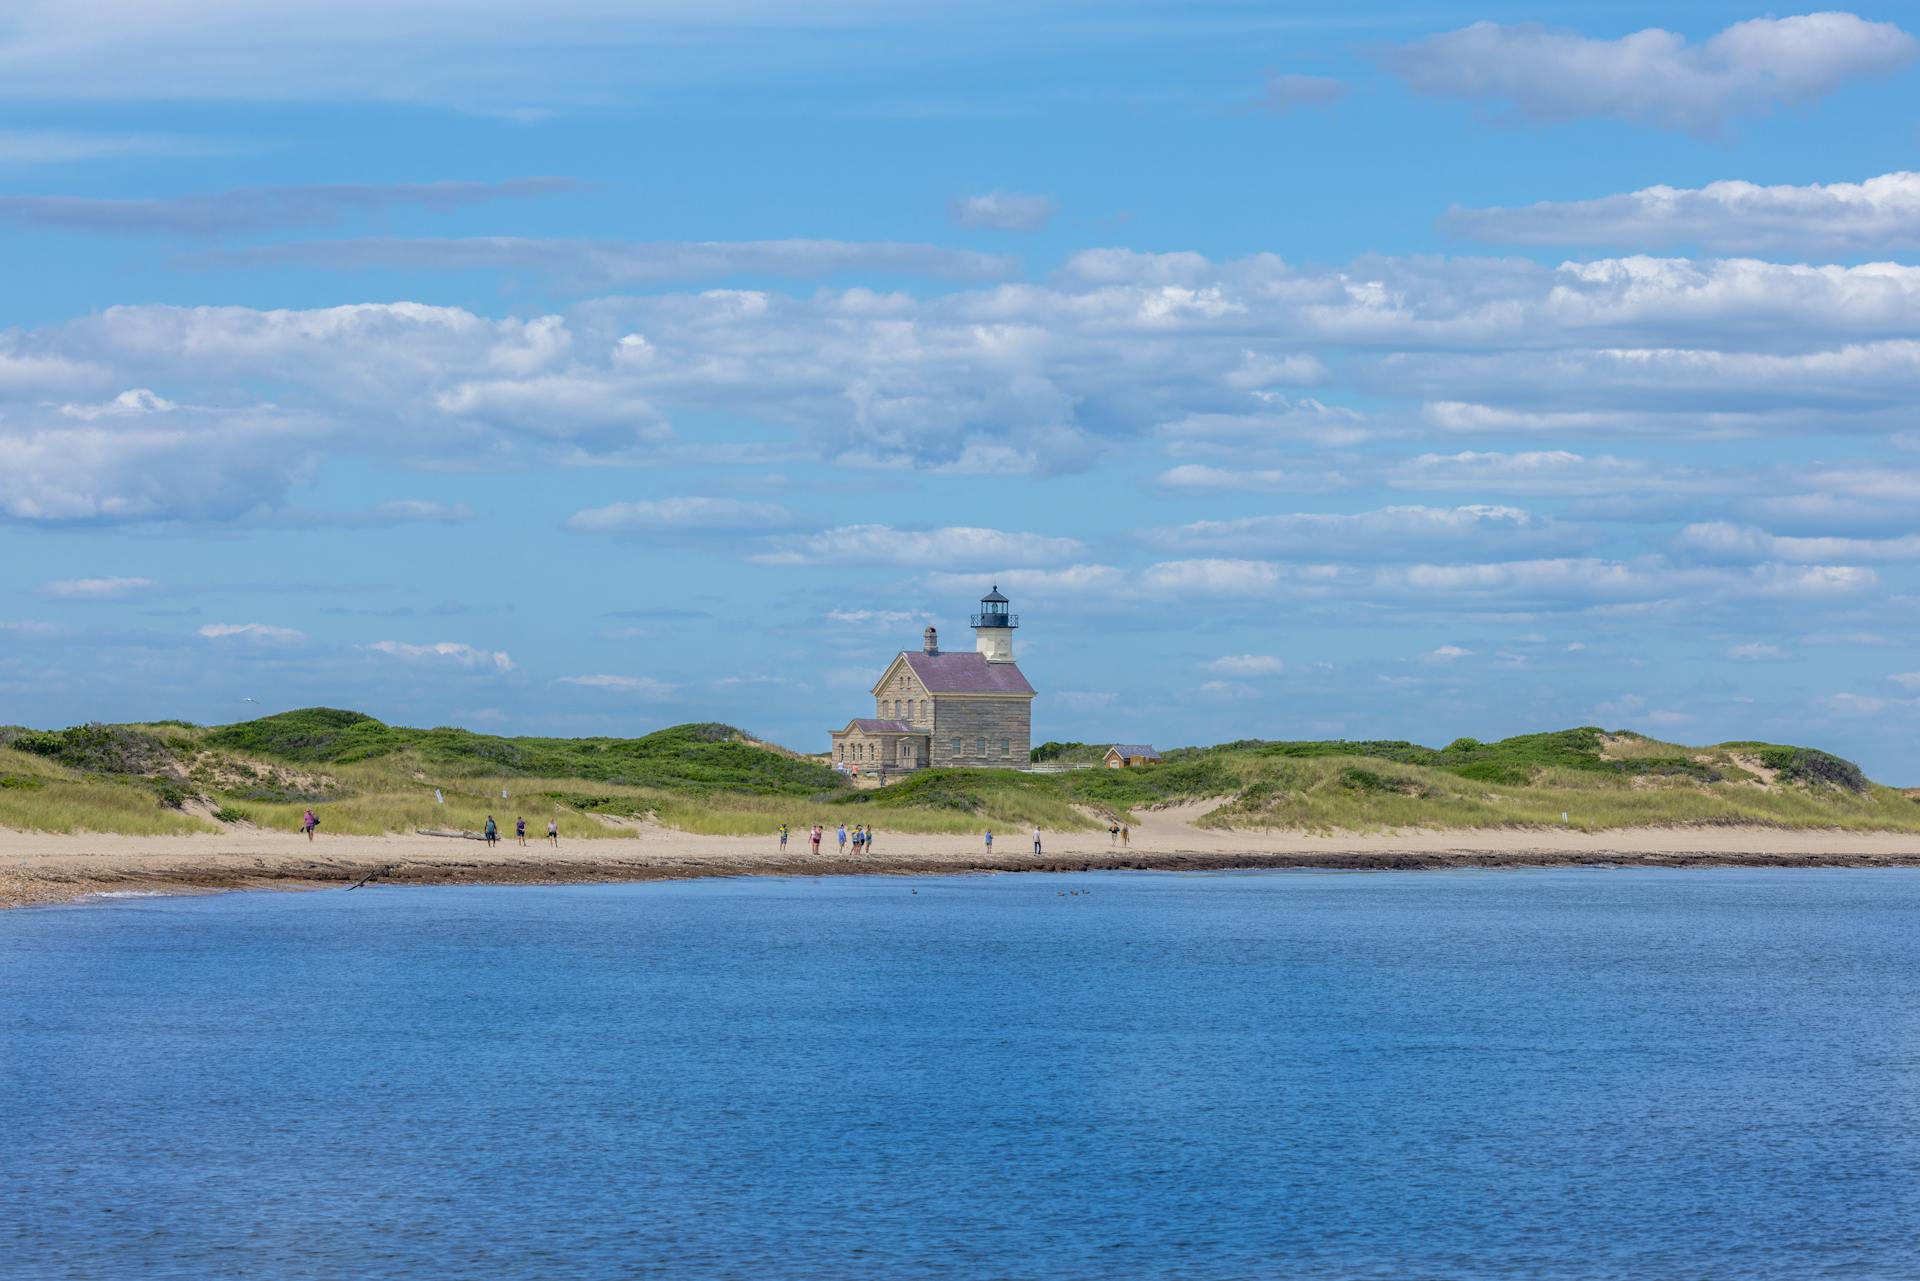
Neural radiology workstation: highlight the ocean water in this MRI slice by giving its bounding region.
[4,869,1919,1281]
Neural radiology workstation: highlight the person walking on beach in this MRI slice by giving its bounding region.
[484,815,498,846]
[984,828,993,852]
[1033,826,1043,856]
[1120,823,1130,848]
[837,823,848,855]
[1109,818,1120,846]
[778,822,790,852]
[302,808,319,841]
[866,825,875,855]
[810,824,822,855]
[515,816,527,847]
[547,819,559,847]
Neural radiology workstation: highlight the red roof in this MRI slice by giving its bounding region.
[901,650,1035,695]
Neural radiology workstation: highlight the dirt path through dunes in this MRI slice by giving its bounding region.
[8,820,1920,908]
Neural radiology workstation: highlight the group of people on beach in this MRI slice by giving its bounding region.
[776,824,1061,855]
[483,815,559,847]
[297,807,562,847]
[779,823,880,855]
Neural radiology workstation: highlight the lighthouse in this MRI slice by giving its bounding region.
[971,585,1017,663]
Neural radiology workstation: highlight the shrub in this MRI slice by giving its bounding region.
[1451,760,1533,787]
[1,723,172,774]
[212,806,246,824]
[1745,745,1867,793]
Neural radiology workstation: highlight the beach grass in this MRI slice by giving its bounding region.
[3,712,1917,838]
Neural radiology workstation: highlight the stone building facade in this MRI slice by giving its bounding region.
[829,588,1035,772]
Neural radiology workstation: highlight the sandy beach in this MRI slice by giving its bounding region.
[9,803,1920,908]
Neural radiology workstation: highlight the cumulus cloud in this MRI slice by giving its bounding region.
[1252,73,1350,112]
[1889,672,1920,691]
[1203,654,1285,676]
[567,497,796,533]
[1156,465,1351,493]
[753,525,1086,567]
[10,248,1920,523]
[1675,521,1920,563]
[364,640,514,672]
[1147,504,1582,559]
[37,575,154,598]
[0,178,580,235]
[1423,645,1472,662]
[189,236,1020,284]
[1389,451,1728,498]
[1386,13,1917,133]
[198,622,305,644]
[827,609,933,625]
[1446,171,1920,255]
[554,674,677,698]
[948,191,1058,232]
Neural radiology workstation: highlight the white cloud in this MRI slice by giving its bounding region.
[1446,172,1920,255]
[1203,654,1285,677]
[1389,451,1724,498]
[1818,691,1902,716]
[1728,642,1789,662]
[13,248,1920,524]
[1676,521,1920,563]
[567,497,795,533]
[1594,693,1646,718]
[1253,73,1350,112]
[0,129,226,166]
[1147,504,1578,558]
[0,178,579,235]
[1423,644,1472,662]
[1889,673,1920,691]
[826,609,933,625]
[923,564,1130,600]
[1197,679,1258,698]
[365,640,514,672]
[37,575,154,598]
[194,236,1018,284]
[1386,13,1917,133]
[948,191,1058,232]
[554,674,677,698]
[1159,397,1362,450]
[1137,558,1332,598]
[1156,465,1350,493]
[197,622,305,644]
[754,525,1085,567]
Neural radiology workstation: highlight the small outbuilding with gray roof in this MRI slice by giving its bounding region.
[1104,744,1161,768]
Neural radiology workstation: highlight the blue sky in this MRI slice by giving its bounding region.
[3,2,1920,779]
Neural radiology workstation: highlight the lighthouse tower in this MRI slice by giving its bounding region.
[971,585,1018,663]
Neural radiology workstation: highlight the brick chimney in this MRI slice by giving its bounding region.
[923,626,939,654]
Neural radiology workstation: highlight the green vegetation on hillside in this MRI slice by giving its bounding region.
[0,712,1914,837]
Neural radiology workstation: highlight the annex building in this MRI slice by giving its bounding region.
[830,587,1035,773]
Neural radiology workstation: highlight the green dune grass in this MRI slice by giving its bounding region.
[0,710,1914,837]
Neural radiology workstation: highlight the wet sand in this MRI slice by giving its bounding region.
[9,804,1920,908]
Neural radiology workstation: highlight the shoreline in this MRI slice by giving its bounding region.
[9,818,1920,909]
